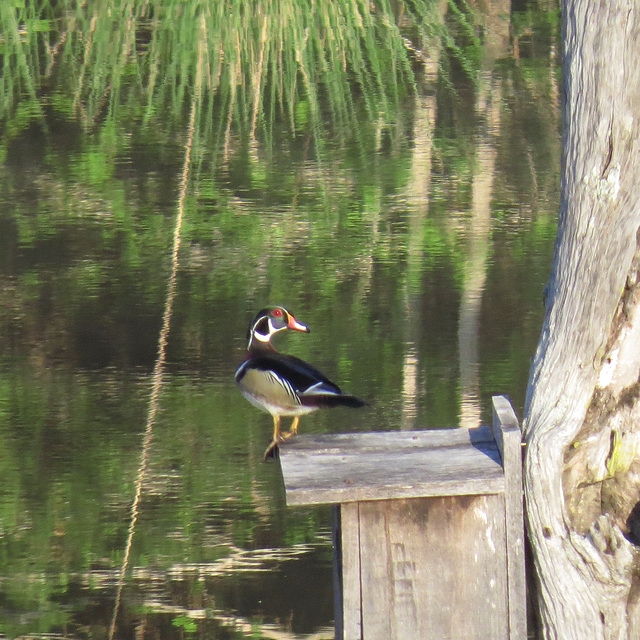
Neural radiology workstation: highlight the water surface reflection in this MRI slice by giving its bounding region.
[0,1,560,637]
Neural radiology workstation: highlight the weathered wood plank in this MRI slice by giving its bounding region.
[280,426,505,506]
[492,395,527,640]
[339,502,362,640]
[355,496,508,639]
[281,426,497,452]
[281,400,527,639]
[332,506,344,640]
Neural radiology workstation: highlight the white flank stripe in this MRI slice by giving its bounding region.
[301,382,339,396]
[267,371,300,404]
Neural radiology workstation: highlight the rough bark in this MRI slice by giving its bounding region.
[523,1,640,639]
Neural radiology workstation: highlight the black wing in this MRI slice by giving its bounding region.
[246,352,343,395]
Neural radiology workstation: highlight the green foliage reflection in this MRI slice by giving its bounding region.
[0,0,480,159]
[0,0,563,636]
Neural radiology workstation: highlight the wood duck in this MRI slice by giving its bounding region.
[235,306,365,459]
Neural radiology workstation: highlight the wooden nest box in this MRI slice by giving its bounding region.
[279,395,526,640]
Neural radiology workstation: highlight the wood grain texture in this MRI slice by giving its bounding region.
[333,505,345,640]
[340,502,363,640]
[353,496,508,639]
[492,396,526,640]
[279,427,504,506]
[280,402,527,639]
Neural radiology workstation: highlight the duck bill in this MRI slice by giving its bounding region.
[288,315,310,333]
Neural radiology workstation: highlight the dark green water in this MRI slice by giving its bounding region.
[0,1,559,637]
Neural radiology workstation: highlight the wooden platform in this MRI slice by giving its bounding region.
[278,395,526,640]
[280,425,505,505]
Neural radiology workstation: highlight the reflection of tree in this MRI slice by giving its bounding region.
[0,0,488,379]
[1,1,441,151]
[0,2,565,636]
[458,0,510,429]
[458,72,500,429]
[400,0,446,430]
[458,0,524,428]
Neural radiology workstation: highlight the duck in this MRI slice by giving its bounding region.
[235,306,365,459]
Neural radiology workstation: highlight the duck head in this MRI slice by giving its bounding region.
[246,306,310,351]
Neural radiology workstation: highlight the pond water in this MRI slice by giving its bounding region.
[0,1,559,638]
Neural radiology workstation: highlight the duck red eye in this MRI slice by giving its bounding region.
[272,308,284,318]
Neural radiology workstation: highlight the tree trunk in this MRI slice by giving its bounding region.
[523,1,640,638]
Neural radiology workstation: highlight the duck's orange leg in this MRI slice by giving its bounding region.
[264,415,281,460]
[281,416,300,440]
